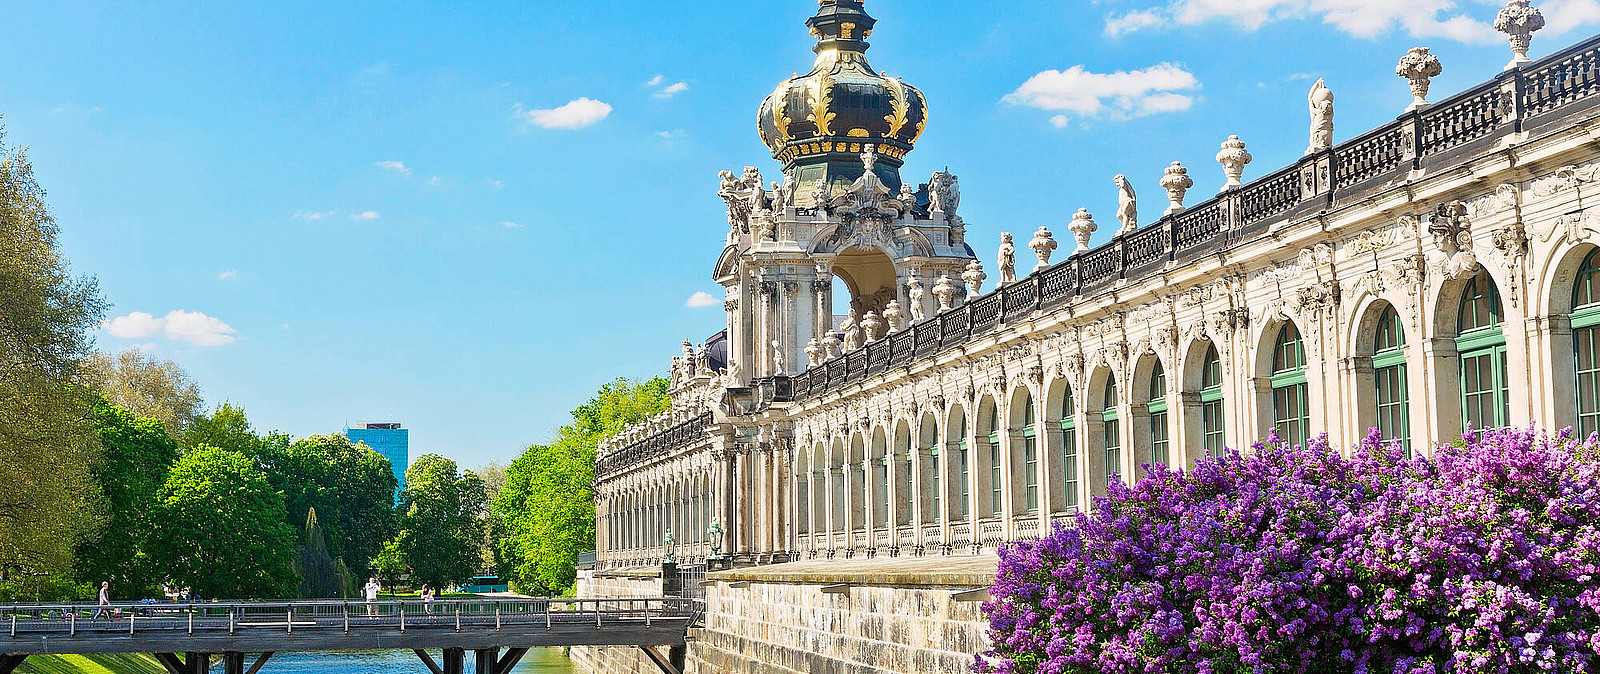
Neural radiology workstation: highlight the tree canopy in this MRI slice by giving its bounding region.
[147,446,298,599]
[259,434,398,577]
[394,454,487,590]
[74,400,180,598]
[83,349,203,433]
[493,377,668,596]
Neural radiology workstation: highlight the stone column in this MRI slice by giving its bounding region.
[759,281,778,376]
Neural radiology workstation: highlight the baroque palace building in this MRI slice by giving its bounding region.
[591,0,1600,572]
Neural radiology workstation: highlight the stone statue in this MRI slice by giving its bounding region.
[834,145,894,214]
[929,169,960,216]
[772,339,786,374]
[841,309,862,352]
[1396,47,1443,112]
[1160,162,1194,216]
[821,331,841,359]
[1428,201,1479,280]
[663,528,676,564]
[907,278,928,321]
[861,311,882,343]
[998,233,1017,286]
[805,338,824,367]
[962,260,986,297]
[932,274,959,312]
[1069,208,1097,254]
[770,180,789,215]
[717,170,749,239]
[721,358,743,389]
[1029,227,1058,271]
[1113,174,1137,235]
[680,341,695,380]
[694,343,711,376]
[810,178,830,210]
[1216,135,1253,190]
[883,300,905,333]
[948,215,967,246]
[1306,79,1334,155]
[898,183,916,210]
[1495,0,1545,70]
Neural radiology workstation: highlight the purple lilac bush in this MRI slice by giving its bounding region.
[978,427,1600,674]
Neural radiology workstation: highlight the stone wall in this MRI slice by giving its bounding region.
[570,568,669,674]
[687,556,995,674]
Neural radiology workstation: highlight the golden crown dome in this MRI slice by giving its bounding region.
[757,0,928,173]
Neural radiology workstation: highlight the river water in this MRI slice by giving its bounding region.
[237,648,574,673]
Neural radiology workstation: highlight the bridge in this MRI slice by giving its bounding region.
[0,597,697,674]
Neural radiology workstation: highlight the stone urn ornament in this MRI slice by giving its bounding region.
[1396,47,1443,112]
[861,311,882,343]
[821,331,841,359]
[961,260,987,297]
[805,337,824,367]
[1216,135,1253,191]
[1495,0,1545,70]
[932,273,959,312]
[883,299,905,333]
[1160,162,1194,216]
[1068,208,1097,254]
[1029,226,1058,271]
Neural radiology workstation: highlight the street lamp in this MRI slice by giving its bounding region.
[663,528,677,565]
[707,516,725,563]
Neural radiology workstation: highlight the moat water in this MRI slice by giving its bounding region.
[225,648,574,673]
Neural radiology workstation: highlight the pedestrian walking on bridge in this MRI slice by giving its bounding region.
[91,582,110,619]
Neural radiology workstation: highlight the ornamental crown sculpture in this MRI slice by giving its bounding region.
[757,0,929,207]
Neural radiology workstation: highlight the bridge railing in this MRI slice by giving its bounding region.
[1,597,700,638]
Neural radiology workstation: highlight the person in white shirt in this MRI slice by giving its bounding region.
[364,578,380,616]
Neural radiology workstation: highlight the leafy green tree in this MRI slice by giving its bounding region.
[181,402,283,458]
[83,349,203,434]
[394,454,486,591]
[73,400,180,598]
[372,539,407,592]
[147,446,298,599]
[0,125,107,582]
[259,434,397,578]
[293,508,343,598]
[494,377,668,595]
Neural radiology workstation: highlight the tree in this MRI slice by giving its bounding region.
[394,454,486,591]
[83,349,203,433]
[474,461,508,573]
[260,434,397,578]
[73,400,180,598]
[494,377,668,595]
[182,402,276,458]
[293,508,343,598]
[147,446,298,599]
[0,125,107,581]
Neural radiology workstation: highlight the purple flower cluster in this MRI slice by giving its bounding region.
[978,427,1600,673]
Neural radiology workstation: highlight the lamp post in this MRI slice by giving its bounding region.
[707,516,726,569]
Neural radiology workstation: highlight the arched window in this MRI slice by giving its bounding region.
[1373,306,1410,456]
[797,450,811,536]
[1021,393,1038,514]
[898,427,913,526]
[1102,376,1121,487]
[919,417,939,523]
[1271,323,1310,447]
[1458,273,1509,432]
[1059,386,1078,511]
[1574,250,1600,438]
[1148,362,1169,467]
[871,433,887,528]
[986,406,1002,517]
[952,412,970,520]
[1200,345,1225,456]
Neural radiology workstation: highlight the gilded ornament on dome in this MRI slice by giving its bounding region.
[840,22,855,38]
[883,76,910,138]
[770,80,793,143]
[809,74,836,136]
[847,128,871,138]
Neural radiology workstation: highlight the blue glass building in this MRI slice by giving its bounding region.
[345,422,409,501]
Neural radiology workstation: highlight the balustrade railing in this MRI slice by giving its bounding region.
[948,522,972,550]
[1013,516,1041,541]
[978,519,1005,550]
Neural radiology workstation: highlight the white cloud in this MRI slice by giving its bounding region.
[293,210,336,220]
[656,129,686,139]
[350,210,380,221]
[216,269,237,281]
[1543,0,1600,36]
[1104,0,1504,43]
[374,160,411,176]
[428,175,447,187]
[644,74,665,87]
[501,220,524,229]
[105,310,238,347]
[653,82,689,99]
[685,291,720,308]
[1004,63,1199,124]
[515,98,612,130]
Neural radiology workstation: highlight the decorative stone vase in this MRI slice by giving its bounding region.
[1159,162,1193,216]
[883,300,905,333]
[1216,135,1252,190]
[861,311,882,343]
[1495,0,1545,70]
[961,260,987,297]
[821,331,841,359]
[932,274,959,311]
[1028,226,1057,271]
[1069,209,1097,254]
[1396,47,1443,112]
[805,338,824,367]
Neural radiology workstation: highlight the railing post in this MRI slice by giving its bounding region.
[545,600,551,630]
[286,605,292,634]
[495,603,501,631]
[343,603,349,633]
[455,606,461,632]
[400,603,406,633]
[230,608,236,635]
[129,610,134,635]
[69,611,75,636]
[188,610,193,635]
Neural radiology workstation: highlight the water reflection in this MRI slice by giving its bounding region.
[235,648,574,673]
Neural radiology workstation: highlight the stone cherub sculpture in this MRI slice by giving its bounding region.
[998,233,1017,286]
[907,278,927,321]
[1307,78,1334,155]
[1113,174,1137,236]
[810,178,830,210]
[841,309,862,352]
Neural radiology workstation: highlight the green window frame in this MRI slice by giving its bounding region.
[923,431,940,523]
[1148,362,1169,467]
[986,408,1002,517]
[1271,324,1310,447]
[1102,377,1120,487]
[1373,306,1410,457]
[953,414,969,520]
[1059,387,1078,511]
[1200,345,1225,457]
[1573,250,1600,438]
[1022,395,1038,514]
[1457,274,1509,433]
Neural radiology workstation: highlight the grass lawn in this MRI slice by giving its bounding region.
[17,654,166,674]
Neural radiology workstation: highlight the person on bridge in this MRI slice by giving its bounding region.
[421,585,434,614]
[364,578,380,616]
[92,581,110,619]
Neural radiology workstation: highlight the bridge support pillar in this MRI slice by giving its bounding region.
[442,647,465,674]
[224,651,245,674]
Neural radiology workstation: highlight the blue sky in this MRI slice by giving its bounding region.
[3,0,1597,470]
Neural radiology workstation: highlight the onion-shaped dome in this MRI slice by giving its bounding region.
[757,1,928,175]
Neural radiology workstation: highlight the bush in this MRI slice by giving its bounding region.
[979,427,1600,673]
